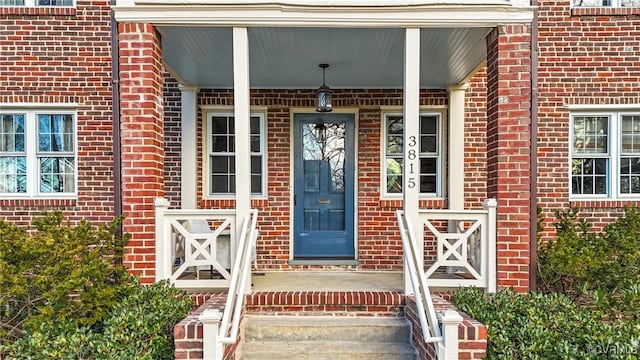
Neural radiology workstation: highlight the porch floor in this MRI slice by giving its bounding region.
[251,271,403,292]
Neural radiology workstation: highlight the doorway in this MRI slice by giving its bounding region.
[293,113,355,258]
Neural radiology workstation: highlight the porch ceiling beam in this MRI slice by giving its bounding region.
[114,4,534,27]
[129,0,514,5]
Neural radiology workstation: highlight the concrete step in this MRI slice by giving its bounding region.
[239,341,417,360]
[244,315,411,342]
[238,315,417,360]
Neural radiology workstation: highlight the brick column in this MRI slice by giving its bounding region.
[118,23,164,284]
[486,24,532,292]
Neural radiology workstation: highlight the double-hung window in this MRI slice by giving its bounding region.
[570,112,640,198]
[206,113,265,197]
[572,0,640,7]
[619,115,640,194]
[0,110,76,197]
[383,113,442,197]
[0,0,73,6]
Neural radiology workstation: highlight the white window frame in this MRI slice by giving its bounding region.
[572,0,640,7]
[569,110,640,200]
[0,0,75,6]
[380,111,444,199]
[0,107,78,199]
[203,111,267,199]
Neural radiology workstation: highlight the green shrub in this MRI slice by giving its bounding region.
[1,320,99,360]
[94,280,193,359]
[0,214,193,359]
[3,281,192,360]
[537,207,640,320]
[0,212,134,346]
[452,287,640,359]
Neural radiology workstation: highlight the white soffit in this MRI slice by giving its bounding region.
[126,1,530,89]
[160,26,490,89]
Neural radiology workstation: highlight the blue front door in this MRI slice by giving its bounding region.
[293,113,355,258]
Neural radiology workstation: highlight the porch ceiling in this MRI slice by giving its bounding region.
[159,26,490,89]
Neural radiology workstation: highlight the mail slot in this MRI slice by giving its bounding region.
[317,199,332,204]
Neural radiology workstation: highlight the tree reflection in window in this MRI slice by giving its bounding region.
[620,115,640,194]
[302,122,345,193]
[0,114,27,193]
[38,114,75,193]
[384,114,440,195]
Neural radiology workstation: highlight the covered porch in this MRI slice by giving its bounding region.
[114,1,533,358]
[115,0,533,289]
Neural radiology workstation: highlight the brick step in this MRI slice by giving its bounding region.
[238,315,417,360]
[245,291,406,316]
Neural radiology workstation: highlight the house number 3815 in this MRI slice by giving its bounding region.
[407,135,417,188]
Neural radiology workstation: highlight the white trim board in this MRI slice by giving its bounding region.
[114,3,534,27]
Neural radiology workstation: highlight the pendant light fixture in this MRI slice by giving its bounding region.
[315,63,333,113]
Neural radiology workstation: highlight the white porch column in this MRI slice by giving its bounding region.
[447,84,468,211]
[403,27,421,295]
[233,27,251,276]
[179,85,199,209]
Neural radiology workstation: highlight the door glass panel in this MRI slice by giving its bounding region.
[302,122,346,193]
[301,122,346,233]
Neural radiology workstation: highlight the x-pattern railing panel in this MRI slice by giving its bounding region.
[424,217,483,281]
[155,198,239,288]
[169,218,232,282]
[415,202,496,291]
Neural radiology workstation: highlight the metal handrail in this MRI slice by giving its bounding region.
[396,210,443,346]
[217,209,259,344]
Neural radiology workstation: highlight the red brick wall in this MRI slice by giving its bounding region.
[0,0,530,287]
[465,68,489,210]
[0,0,114,225]
[486,24,532,292]
[405,295,488,360]
[536,1,640,240]
[163,76,182,208]
[118,23,164,284]
[173,293,235,360]
[161,86,495,271]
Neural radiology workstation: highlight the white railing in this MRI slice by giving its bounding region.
[200,209,259,360]
[397,210,443,342]
[420,199,497,292]
[397,210,463,360]
[155,197,242,289]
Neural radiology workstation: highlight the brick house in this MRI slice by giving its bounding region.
[1,0,639,358]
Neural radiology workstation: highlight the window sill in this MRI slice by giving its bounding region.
[570,199,640,209]
[0,6,76,16]
[0,198,77,207]
[199,198,269,208]
[378,198,446,209]
[571,7,640,16]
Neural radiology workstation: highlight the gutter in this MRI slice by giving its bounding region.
[529,0,539,291]
[110,0,123,236]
